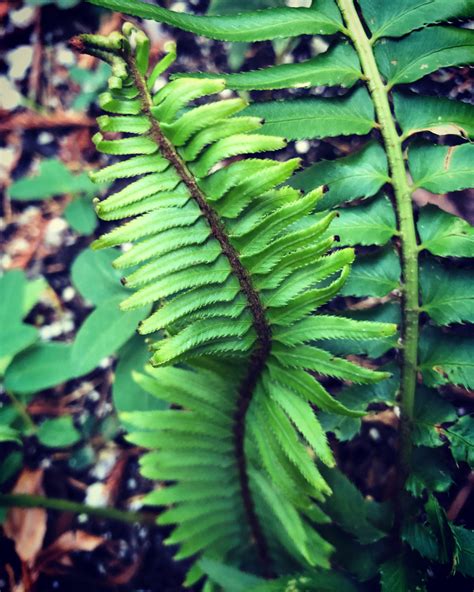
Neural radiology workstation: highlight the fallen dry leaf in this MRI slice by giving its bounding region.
[34,530,104,574]
[4,469,47,563]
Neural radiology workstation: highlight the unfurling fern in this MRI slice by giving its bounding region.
[76,24,395,586]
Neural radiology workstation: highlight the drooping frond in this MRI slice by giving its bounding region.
[77,24,396,586]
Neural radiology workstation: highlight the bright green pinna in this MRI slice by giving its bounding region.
[77,23,395,588]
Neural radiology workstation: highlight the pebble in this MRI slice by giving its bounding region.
[0,76,22,110]
[56,44,75,67]
[295,140,310,154]
[87,389,101,402]
[170,1,186,12]
[62,286,76,302]
[287,0,312,6]
[99,356,113,369]
[44,217,68,247]
[39,321,65,340]
[18,206,40,225]
[38,131,54,145]
[219,89,233,99]
[368,427,381,441]
[6,45,33,80]
[0,147,16,184]
[91,447,118,481]
[85,482,109,507]
[9,6,36,28]
[311,37,330,55]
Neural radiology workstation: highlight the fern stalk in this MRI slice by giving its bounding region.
[336,0,419,509]
[99,36,273,573]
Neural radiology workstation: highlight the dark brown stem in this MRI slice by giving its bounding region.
[124,53,273,575]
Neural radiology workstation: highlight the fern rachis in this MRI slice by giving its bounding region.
[76,23,396,585]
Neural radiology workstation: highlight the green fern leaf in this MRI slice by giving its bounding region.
[330,196,397,246]
[178,43,362,90]
[375,26,474,87]
[290,142,389,209]
[394,93,474,140]
[410,143,474,193]
[419,328,474,389]
[79,23,394,584]
[417,206,474,258]
[341,247,401,297]
[359,0,474,40]
[420,260,474,325]
[245,87,375,140]
[86,0,344,41]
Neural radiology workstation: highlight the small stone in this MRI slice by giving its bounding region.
[85,482,108,507]
[369,427,381,441]
[219,89,233,99]
[56,44,75,67]
[7,46,33,80]
[287,0,311,6]
[170,1,186,12]
[88,390,101,402]
[38,131,54,145]
[295,140,310,154]
[0,147,16,184]
[10,6,36,28]
[62,286,76,302]
[44,218,68,247]
[0,77,22,110]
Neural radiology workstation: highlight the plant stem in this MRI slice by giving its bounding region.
[0,493,157,525]
[336,0,419,503]
[5,390,36,433]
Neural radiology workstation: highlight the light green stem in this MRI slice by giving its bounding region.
[336,0,419,491]
[5,390,36,433]
[0,493,157,525]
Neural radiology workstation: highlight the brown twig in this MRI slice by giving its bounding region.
[28,8,43,104]
[447,472,474,521]
[0,111,95,133]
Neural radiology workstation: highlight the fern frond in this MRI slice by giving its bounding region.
[79,24,395,585]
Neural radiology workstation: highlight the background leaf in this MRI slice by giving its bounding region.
[71,249,125,305]
[72,296,149,376]
[64,197,98,235]
[37,416,81,448]
[113,335,167,421]
[4,343,76,394]
[8,159,94,201]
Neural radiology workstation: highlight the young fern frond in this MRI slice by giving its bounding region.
[77,24,395,585]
